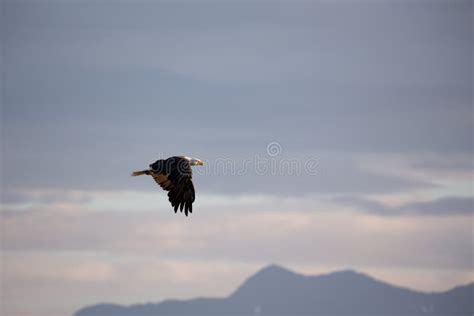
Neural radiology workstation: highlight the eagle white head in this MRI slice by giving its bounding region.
[185,156,205,166]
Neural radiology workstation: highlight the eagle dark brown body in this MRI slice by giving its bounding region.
[132,156,204,216]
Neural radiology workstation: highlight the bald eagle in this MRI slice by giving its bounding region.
[131,156,204,216]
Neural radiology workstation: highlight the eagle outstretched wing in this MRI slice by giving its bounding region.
[149,156,195,216]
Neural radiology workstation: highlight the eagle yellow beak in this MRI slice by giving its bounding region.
[196,159,204,166]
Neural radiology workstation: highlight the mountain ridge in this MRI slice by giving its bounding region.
[75,265,474,316]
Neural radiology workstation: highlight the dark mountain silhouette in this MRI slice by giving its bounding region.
[75,264,473,316]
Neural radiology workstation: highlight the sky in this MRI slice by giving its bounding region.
[1,1,473,316]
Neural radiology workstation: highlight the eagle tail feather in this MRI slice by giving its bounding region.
[131,170,150,176]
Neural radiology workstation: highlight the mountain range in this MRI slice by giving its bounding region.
[75,264,473,316]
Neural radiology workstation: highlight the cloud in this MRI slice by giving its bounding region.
[2,1,472,198]
[3,253,117,283]
[1,189,93,210]
[335,196,474,216]
[3,1,471,84]
[2,201,472,272]
[2,146,438,195]
[357,153,474,185]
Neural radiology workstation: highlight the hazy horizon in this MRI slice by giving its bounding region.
[1,1,473,316]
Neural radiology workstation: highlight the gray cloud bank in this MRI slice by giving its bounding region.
[2,0,473,194]
[2,206,472,271]
[335,196,474,216]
